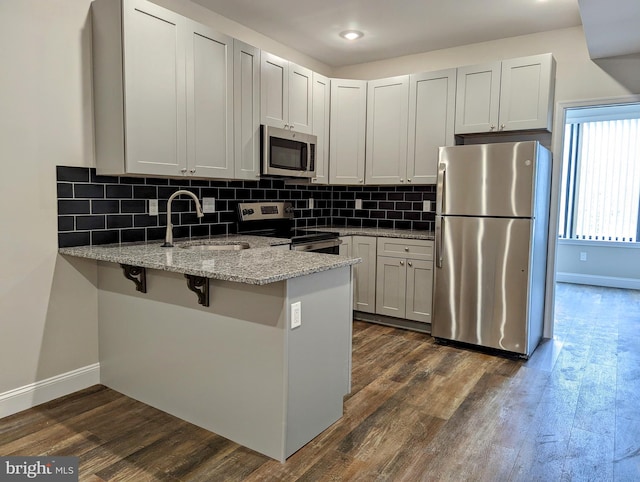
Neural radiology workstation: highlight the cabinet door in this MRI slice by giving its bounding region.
[261,52,288,129]
[454,61,501,134]
[375,256,407,318]
[407,69,456,184]
[499,53,555,131]
[185,21,234,178]
[329,79,367,185]
[365,76,410,185]
[405,259,433,323]
[311,73,330,184]
[233,41,261,180]
[338,236,352,257]
[352,236,377,313]
[288,63,313,134]
[123,0,187,176]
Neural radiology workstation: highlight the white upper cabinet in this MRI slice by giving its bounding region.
[407,69,456,185]
[365,76,410,185]
[260,52,313,134]
[233,41,261,180]
[455,53,556,134]
[311,72,330,185]
[329,79,367,185]
[185,19,234,178]
[498,54,556,131]
[92,0,234,178]
[454,61,501,134]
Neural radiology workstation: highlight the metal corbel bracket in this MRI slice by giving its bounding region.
[185,275,210,307]
[120,264,147,293]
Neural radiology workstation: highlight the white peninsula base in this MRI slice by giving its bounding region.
[97,262,353,462]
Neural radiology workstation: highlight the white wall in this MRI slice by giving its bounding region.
[0,0,100,396]
[557,242,640,289]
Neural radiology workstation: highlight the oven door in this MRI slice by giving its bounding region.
[291,238,342,255]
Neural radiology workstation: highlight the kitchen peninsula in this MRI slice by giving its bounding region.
[60,236,359,462]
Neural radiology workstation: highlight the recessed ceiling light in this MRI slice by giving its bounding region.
[339,30,364,41]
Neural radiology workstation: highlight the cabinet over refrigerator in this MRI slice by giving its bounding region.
[432,141,551,357]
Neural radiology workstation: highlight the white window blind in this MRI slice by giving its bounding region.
[559,107,640,243]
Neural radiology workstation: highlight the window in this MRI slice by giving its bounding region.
[559,103,640,243]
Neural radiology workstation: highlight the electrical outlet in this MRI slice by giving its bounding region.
[149,199,158,216]
[291,301,302,329]
[580,252,587,261]
[423,200,431,212]
[202,197,215,213]
[355,199,363,210]
[308,198,314,210]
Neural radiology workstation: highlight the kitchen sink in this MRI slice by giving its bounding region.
[178,241,250,251]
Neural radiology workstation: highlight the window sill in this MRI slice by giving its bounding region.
[558,238,640,249]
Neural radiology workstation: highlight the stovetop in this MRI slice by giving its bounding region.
[236,201,339,245]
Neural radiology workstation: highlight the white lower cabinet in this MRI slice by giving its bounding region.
[338,236,351,256]
[375,238,433,323]
[351,236,377,313]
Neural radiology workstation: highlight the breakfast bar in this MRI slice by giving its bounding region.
[60,236,359,462]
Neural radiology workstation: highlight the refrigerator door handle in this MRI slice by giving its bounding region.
[435,216,444,268]
[436,165,446,214]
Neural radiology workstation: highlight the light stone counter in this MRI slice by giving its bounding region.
[313,227,435,240]
[59,234,360,285]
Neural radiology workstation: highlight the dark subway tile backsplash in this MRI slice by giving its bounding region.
[56,167,435,247]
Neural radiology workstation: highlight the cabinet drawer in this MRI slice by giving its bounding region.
[376,238,433,260]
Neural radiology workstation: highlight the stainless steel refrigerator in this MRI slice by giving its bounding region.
[432,141,551,357]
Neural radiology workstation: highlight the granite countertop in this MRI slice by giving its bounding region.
[313,227,435,241]
[59,235,360,285]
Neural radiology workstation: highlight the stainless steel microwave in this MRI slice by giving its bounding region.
[261,125,317,178]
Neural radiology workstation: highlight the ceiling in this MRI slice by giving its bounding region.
[578,0,640,59]
[192,0,583,67]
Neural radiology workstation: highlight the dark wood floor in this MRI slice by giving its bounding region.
[1,283,638,481]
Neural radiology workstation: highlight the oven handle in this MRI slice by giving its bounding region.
[291,238,343,252]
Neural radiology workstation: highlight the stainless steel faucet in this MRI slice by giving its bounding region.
[161,190,204,247]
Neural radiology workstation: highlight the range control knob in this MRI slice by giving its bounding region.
[242,208,254,216]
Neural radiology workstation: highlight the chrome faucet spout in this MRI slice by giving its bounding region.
[161,190,204,247]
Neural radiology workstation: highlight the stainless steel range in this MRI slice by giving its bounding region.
[237,202,342,254]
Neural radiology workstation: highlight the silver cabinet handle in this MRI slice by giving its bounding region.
[408,261,413,267]
[359,179,364,183]
[404,247,409,252]
[490,124,496,131]
[190,169,196,174]
[400,178,404,182]
[181,168,187,173]
[500,123,505,130]
[400,260,405,266]
[407,178,412,182]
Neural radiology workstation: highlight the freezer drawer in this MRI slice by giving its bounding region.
[432,216,534,354]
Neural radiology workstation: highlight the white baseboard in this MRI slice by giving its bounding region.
[0,363,100,418]
[556,272,640,290]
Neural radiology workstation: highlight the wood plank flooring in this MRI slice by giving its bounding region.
[1,283,638,481]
